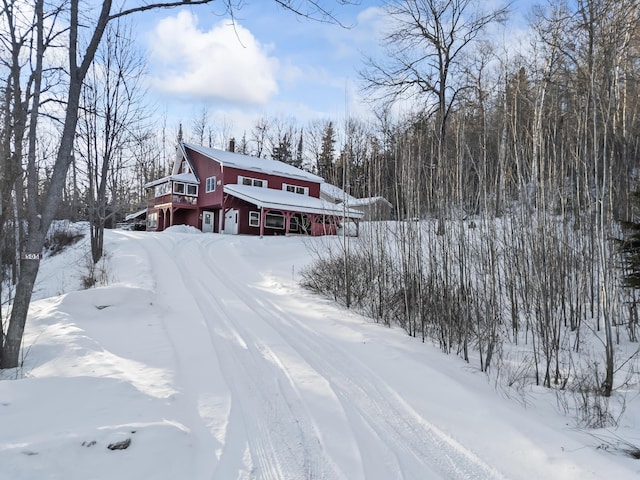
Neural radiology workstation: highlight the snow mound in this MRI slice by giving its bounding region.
[163,225,202,234]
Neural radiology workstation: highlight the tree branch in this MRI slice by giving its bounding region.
[108,0,216,21]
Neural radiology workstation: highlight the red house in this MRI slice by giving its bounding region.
[145,143,363,236]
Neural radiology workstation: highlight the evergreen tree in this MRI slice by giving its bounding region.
[319,121,336,181]
[295,129,304,168]
[272,133,290,163]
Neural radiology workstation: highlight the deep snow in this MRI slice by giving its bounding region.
[1,226,639,479]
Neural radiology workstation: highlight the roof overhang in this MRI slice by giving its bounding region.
[125,208,147,221]
[338,196,393,209]
[145,173,199,188]
[224,184,364,219]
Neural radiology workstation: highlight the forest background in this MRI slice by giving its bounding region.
[2,0,640,432]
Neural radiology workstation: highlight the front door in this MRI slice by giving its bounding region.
[202,211,215,233]
[224,209,238,234]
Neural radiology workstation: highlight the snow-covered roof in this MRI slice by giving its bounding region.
[124,209,147,221]
[144,172,198,188]
[337,196,393,208]
[320,183,358,203]
[183,143,324,184]
[224,184,364,219]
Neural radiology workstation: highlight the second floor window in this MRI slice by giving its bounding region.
[283,183,308,195]
[154,182,171,197]
[206,176,216,193]
[181,160,189,173]
[239,175,267,188]
[174,182,198,196]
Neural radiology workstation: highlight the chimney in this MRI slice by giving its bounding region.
[228,137,236,153]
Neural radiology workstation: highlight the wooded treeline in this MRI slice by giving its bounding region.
[0,0,353,369]
[302,0,640,426]
[2,0,640,424]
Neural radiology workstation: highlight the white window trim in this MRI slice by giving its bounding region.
[238,175,267,188]
[174,182,198,196]
[154,182,171,197]
[265,212,285,230]
[282,183,309,195]
[206,176,216,193]
[249,211,260,227]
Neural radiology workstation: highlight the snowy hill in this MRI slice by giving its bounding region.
[1,226,639,479]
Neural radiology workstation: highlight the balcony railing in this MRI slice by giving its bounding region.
[172,194,197,205]
[148,193,197,208]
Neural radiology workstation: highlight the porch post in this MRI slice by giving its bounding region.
[221,207,229,233]
[284,211,293,235]
[310,214,318,236]
[259,206,265,238]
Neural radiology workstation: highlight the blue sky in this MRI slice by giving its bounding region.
[135,0,533,143]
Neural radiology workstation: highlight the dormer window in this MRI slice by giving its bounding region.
[238,175,267,188]
[283,183,308,195]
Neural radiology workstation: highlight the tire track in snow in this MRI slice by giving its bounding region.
[168,236,341,480]
[200,241,507,480]
[123,231,506,479]
[118,232,230,479]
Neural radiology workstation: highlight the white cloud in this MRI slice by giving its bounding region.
[147,11,280,105]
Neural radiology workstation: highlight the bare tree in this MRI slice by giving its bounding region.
[76,19,149,264]
[362,0,509,233]
[0,0,354,369]
[251,116,271,158]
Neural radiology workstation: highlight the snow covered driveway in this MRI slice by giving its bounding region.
[2,228,638,479]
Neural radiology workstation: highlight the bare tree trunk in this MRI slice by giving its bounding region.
[1,0,219,369]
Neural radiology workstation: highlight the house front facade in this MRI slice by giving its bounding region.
[145,143,363,236]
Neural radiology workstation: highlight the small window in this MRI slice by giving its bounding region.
[186,184,198,196]
[206,176,216,193]
[173,182,185,194]
[283,183,308,195]
[249,211,260,227]
[181,160,189,174]
[239,176,267,188]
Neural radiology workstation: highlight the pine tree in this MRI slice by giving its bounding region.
[295,129,304,168]
[319,121,336,181]
[272,133,290,163]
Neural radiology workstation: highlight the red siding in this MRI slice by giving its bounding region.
[223,166,321,198]
[173,145,332,236]
[185,148,225,207]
